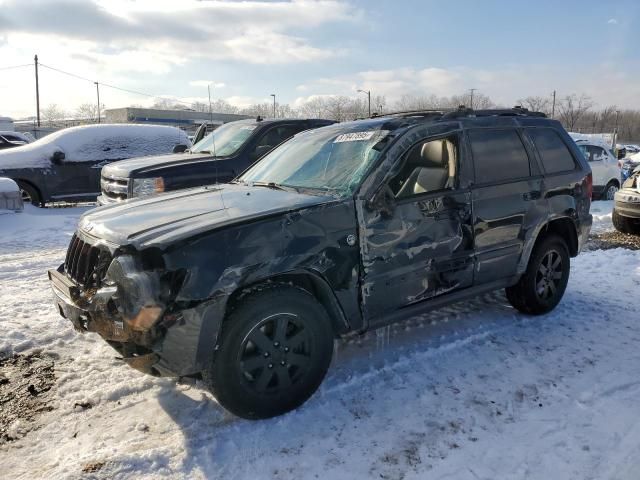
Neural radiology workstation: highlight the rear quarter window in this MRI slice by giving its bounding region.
[527,129,577,173]
[468,129,530,184]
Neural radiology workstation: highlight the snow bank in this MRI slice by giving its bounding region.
[0,177,22,212]
[0,124,191,170]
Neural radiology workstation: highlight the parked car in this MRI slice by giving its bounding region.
[623,144,640,155]
[49,107,592,419]
[0,131,31,150]
[0,124,190,205]
[621,151,640,182]
[573,138,621,200]
[613,168,640,234]
[97,117,335,205]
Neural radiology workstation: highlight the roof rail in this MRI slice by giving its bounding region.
[442,105,547,119]
[373,108,450,119]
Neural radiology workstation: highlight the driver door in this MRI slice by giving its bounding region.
[358,128,475,326]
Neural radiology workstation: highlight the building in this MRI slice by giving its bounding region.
[104,107,251,132]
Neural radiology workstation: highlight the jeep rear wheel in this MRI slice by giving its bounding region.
[506,234,570,315]
[203,285,334,419]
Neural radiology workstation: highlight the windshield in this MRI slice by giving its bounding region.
[238,124,390,195]
[191,122,257,156]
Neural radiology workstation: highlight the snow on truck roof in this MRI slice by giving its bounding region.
[0,124,191,170]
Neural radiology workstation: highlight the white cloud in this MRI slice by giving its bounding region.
[189,81,226,89]
[293,64,640,110]
[607,18,618,24]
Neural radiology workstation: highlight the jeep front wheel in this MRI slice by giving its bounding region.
[203,285,334,419]
[506,234,570,315]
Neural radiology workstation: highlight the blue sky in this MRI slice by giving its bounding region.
[1,0,639,118]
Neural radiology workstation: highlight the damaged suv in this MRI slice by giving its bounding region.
[49,108,592,419]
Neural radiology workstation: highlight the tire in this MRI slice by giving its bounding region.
[203,284,334,419]
[506,234,570,315]
[15,180,43,207]
[602,181,619,201]
[612,209,640,235]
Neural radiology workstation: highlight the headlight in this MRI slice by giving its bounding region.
[131,177,165,198]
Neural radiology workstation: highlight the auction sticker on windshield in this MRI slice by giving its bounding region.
[333,131,378,143]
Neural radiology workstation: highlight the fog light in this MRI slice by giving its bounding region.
[127,306,163,331]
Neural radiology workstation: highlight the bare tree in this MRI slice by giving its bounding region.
[557,94,593,131]
[518,96,552,114]
[75,103,104,122]
[42,104,67,123]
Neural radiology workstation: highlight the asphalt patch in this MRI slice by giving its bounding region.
[0,353,56,443]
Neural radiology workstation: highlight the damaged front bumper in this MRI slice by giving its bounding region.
[48,254,226,378]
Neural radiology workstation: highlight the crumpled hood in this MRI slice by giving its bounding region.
[101,152,212,178]
[79,183,333,248]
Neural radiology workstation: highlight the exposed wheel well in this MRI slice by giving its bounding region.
[536,218,579,257]
[224,271,350,337]
[14,178,43,203]
[606,178,620,187]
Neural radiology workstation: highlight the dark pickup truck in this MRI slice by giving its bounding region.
[50,107,592,419]
[97,118,335,204]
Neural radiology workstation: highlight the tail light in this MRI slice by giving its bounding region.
[585,172,593,199]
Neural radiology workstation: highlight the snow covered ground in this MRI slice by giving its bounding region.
[1,202,639,479]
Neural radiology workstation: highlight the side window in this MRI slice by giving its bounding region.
[251,125,303,159]
[527,128,577,173]
[468,129,530,184]
[388,135,458,199]
[587,145,605,162]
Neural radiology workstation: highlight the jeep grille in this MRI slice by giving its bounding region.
[64,234,112,289]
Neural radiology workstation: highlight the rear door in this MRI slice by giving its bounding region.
[468,127,543,284]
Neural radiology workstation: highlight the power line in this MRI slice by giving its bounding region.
[38,62,195,106]
[0,63,32,71]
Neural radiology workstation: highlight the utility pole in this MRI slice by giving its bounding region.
[357,89,371,117]
[469,88,477,109]
[270,94,276,118]
[207,84,213,123]
[614,109,620,148]
[94,82,101,123]
[34,54,40,127]
[551,90,556,119]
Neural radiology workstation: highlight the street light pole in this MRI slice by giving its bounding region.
[207,84,213,123]
[551,90,556,119]
[94,81,101,123]
[34,54,40,127]
[270,94,276,118]
[357,89,371,117]
[614,110,620,148]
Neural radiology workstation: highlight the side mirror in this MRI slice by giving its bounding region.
[51,150,65,165]
[173,144,188,154]
[252,145,272,160]
[617,149,626,160]
[367,184,396,218]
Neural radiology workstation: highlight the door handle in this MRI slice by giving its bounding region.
[522,191,541,201]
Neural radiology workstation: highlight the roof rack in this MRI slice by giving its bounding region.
[371,109,450,119]
[442,105,547,119]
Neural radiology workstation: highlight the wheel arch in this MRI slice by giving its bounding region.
[517,216,579,275]
[224,269,351,337]
[14,178,45,203]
